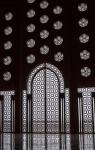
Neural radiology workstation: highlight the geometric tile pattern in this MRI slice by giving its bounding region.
[78,88,95,133]
[32,70,45,133]
[46,69,59,132]
[0,91,15,132]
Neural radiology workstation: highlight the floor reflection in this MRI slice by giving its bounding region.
[0,134,95,150]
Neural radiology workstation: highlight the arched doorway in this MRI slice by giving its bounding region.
[27,63,64,133]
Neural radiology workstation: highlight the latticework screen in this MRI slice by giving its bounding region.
[0,0,95,133]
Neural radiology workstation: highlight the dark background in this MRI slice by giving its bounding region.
[0,0,95,133]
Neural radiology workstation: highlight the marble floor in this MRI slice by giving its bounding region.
[0,134,95,150]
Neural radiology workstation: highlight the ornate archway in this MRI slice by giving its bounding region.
[27,63,64,133]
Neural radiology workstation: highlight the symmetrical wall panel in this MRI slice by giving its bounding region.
[0,0,95,133]
[0,91,15,132]
[32,69,45,133]
[78,88,95,133]
[25,63,70,133]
